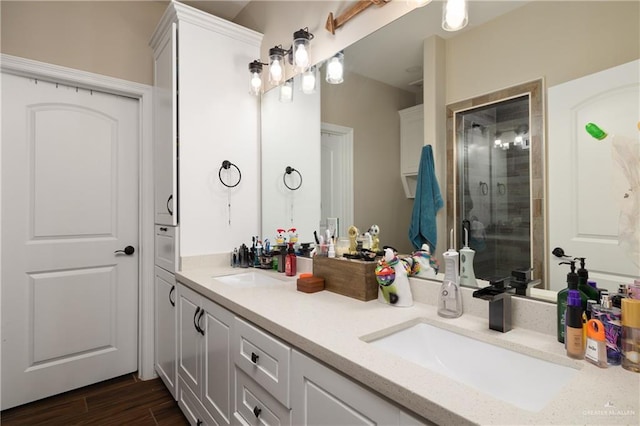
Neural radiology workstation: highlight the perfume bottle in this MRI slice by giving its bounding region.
[592,294,622,365]
[438,280,462,318]
[621,298,640,373]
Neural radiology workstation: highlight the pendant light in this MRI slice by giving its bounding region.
[292,28,313,72]
[301,66,317,94]
[326,51,344,84]
[248,60,263,95]
[279,78,294,103]
[268,46,286,85]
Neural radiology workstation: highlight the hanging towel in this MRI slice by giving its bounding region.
[408,145,443,253]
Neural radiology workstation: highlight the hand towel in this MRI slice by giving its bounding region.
[408,145,443,253]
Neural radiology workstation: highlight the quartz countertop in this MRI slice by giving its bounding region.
[176,265,639,425]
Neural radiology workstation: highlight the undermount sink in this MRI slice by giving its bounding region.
[366,322,578,412]
[213,271,287,288]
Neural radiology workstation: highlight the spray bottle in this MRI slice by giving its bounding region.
[459,228,477,287]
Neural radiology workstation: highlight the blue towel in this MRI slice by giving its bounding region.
[408,145,443,253]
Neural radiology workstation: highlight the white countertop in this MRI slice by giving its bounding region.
[176,265,640,425]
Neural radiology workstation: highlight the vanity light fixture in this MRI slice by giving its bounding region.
[301,66,318,94]
[249,28,314,96]
[268,46,287,85]
[326,51,345,84]
[279,78,294,103]
[248,60,265,95]
[514,123,529,146]
[442,0,468,31]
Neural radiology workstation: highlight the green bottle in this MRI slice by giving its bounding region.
[557,261,589,343]
[575,257,600,302]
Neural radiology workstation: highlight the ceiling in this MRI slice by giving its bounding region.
[181,1,531,93]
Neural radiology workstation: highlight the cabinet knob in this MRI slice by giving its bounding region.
[253,406,262,418]
[251,352,259,364]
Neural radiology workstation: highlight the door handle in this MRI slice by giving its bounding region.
[114,245,135,255]
[167,195,173,216]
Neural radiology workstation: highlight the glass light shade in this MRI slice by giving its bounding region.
[301,67,317,94]
[494,138,502,147]
[268,46,286,85]
[514,134,524,145]
[292,29,311,72]
[248,60,263,96]
[502,142,510,150]
[442,0,468,31]
[279,79,294,103]
[326,52,344,84]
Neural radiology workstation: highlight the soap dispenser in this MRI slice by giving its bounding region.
[556,261,588,343]
[575,257,599,301]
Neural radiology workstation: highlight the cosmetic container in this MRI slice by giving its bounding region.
[621,298,640,373]
[592,294,622,365]
[565,289,585,360]
[585,319,608,368]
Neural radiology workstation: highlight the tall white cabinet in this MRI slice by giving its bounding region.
[150,0,263,405]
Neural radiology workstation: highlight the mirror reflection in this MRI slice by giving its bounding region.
[261,0,639,298]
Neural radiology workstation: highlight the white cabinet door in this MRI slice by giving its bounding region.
[202,297,234,425]
[178,284,203,397]
[399,105,424,175]
[291,350,400,425]
[155,266,178,399]
[153,21,178,226]
[177,283,234,425]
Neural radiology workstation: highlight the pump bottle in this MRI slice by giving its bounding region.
[575,257,599,301]
[556,261,588,343]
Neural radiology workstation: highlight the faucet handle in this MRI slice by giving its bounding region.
[488,276,511,290]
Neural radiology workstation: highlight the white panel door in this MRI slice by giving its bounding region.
[321,125,354,239]
[1,73,139,409]
[548,60,640,292]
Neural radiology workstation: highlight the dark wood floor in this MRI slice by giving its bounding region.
[0,372,188,425]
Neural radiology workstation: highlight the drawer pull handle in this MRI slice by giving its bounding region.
[159,226,168,232]
[194,307,203,334]
[253,406,262,418]
[196,420,203,426]
[196,308,205,335]
[251,352,259,364]
[167,195,173,216]
[169,285,175,307]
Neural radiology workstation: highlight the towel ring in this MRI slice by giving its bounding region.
[479,181,489,195]
[218,160,242,188]
[283,166,302,191]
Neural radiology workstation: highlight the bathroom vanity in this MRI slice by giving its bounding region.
[170,262,639,425]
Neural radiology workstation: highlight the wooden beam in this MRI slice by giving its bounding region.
[325,0,391,35]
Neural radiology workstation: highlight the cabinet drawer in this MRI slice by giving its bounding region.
[234,367,291,426]
[233,318,291,408]
[177,376,215,426]
[155,224,178,272]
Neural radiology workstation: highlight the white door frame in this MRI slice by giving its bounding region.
[1,54,156,381]
[320,122,354,238]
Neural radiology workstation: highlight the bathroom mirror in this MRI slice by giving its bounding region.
[260,1,639,296]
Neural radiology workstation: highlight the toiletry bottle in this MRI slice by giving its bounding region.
[328,238,336,258]
[585,319,608,368]
[556,261,588,343]
[575,257,599,301]
[285,245,296,276]
[565,289,585,359]
[592,294,622,365]
[612,284,629,309]
[459,228,477,287]
[443,229,459,284]
[621,298,640,373]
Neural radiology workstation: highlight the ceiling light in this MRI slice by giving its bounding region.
[442,0,468,32]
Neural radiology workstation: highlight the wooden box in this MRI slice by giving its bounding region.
[312,256,378,301]
[296,276,325,293]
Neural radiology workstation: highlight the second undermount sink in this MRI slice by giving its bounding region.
[366,322,578,412]
[213,271,287,288]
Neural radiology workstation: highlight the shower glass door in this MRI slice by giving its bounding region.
[456,95,531,280]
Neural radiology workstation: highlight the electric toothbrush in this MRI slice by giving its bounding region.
[459,228,478,287]
[443,229,459,284]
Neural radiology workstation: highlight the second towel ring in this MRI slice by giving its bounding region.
[479,181,489,195]
[218,160,242,188]
[283,166,302,191]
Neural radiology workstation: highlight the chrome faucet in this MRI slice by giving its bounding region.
[472,277,513,332]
